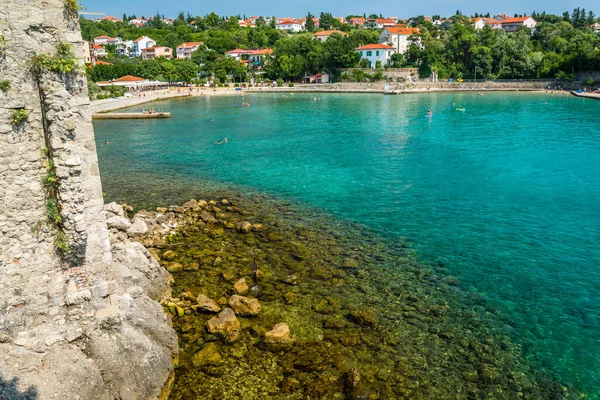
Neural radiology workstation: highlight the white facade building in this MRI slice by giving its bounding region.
[176,42,204,59]
[131,36,156,57]
[379,27,420,55]
[355,44,395,68]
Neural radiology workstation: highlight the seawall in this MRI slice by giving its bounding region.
[0,1,177,399]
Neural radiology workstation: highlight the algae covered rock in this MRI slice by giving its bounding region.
[265,323,294,344]
[166,262,183,272]
[348,309,377,327]
[233,278,249,295]
[192,342,222,367]
[236,221,252,233]
[194,294,221,313]
[206,308,241,342]
[229,295,261,316]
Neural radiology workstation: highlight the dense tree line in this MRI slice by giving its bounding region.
[82,7,600,84]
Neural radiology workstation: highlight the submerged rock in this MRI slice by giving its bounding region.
[236,221,252,233]
[195,295,221,313]
[233,278,249,295]
[229,295,261,316]
[192,342,222,367]
[183,199,198,209]
[265,323,294,344]
[205,308,241,342]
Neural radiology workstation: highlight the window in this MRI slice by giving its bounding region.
[367,51,372,57]
[376,51,380,56]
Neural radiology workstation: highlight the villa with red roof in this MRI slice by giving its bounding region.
[355,44,395,68]
[131,36,156,57]
[379,27,421,54]
[474,15,537,32]
[312,30,347,42]
[176,42,204,59]
[473,17,503,30]
[276,18,304,32]
[224,48,273,69]
[348,17,365,26]
[375,18,398,28]
[493,15,537,32]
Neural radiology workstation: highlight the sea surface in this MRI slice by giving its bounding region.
[94,92,600,397]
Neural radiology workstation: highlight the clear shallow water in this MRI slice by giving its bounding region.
[95,92,600,396]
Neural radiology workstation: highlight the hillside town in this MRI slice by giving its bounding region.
[80,8,600,94]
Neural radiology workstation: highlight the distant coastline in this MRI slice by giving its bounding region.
[90,82,565,113]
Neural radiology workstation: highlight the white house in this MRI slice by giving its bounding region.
[276,19,303,32]
[379,27,420,55]
[93,35,114,45]
[493,15,537,32]
[375,18,397,28]
[176,42,204,59]
[116,40,134,57]
[312,30,347,42]
[131,36,156,57]
[129,18,148,26]
[355,44,395,68]
[593,23,600,33]
[92,43,107,58]
[473,18,502,30]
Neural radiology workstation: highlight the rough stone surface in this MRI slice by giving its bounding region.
[233,277,250,295]
[205,308,241,342]
[229,295,262,316]
[0,2,177,399]
[265,323,294,344]
[195,294,221,313]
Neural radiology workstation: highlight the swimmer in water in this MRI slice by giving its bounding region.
[427,108,433,117]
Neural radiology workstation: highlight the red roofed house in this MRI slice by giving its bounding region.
[224,49,273,69]
[93,35,114,45]
[355,43,395,68]
[375,18,398,28]
[92,43,107,58]
[141,46,173,60]
[348,17,365,26]
[312,30,347,42]
[379,27,421,54]
[96,75,148,90]
[473,17,502,30]
[276,18,303,32]
[493,15,537,32]
[176,42,204,59]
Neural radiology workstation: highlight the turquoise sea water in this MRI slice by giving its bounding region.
[94,92,600,396]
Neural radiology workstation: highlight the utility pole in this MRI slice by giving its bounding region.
[474,65,477,82]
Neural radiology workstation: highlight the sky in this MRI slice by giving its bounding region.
[80,0,599,20]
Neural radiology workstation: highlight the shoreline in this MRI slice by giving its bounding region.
[106,192,581,399]
[89,84,563,114]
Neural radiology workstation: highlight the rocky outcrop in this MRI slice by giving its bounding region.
[0,1,177,399]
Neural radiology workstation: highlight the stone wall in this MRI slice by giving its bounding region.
[0,1,177,399]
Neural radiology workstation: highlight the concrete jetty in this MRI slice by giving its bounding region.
[92,112,171,119]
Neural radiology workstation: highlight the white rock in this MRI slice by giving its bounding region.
[106,216,131,230]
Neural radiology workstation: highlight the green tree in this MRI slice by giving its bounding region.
[306,13,315,32]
